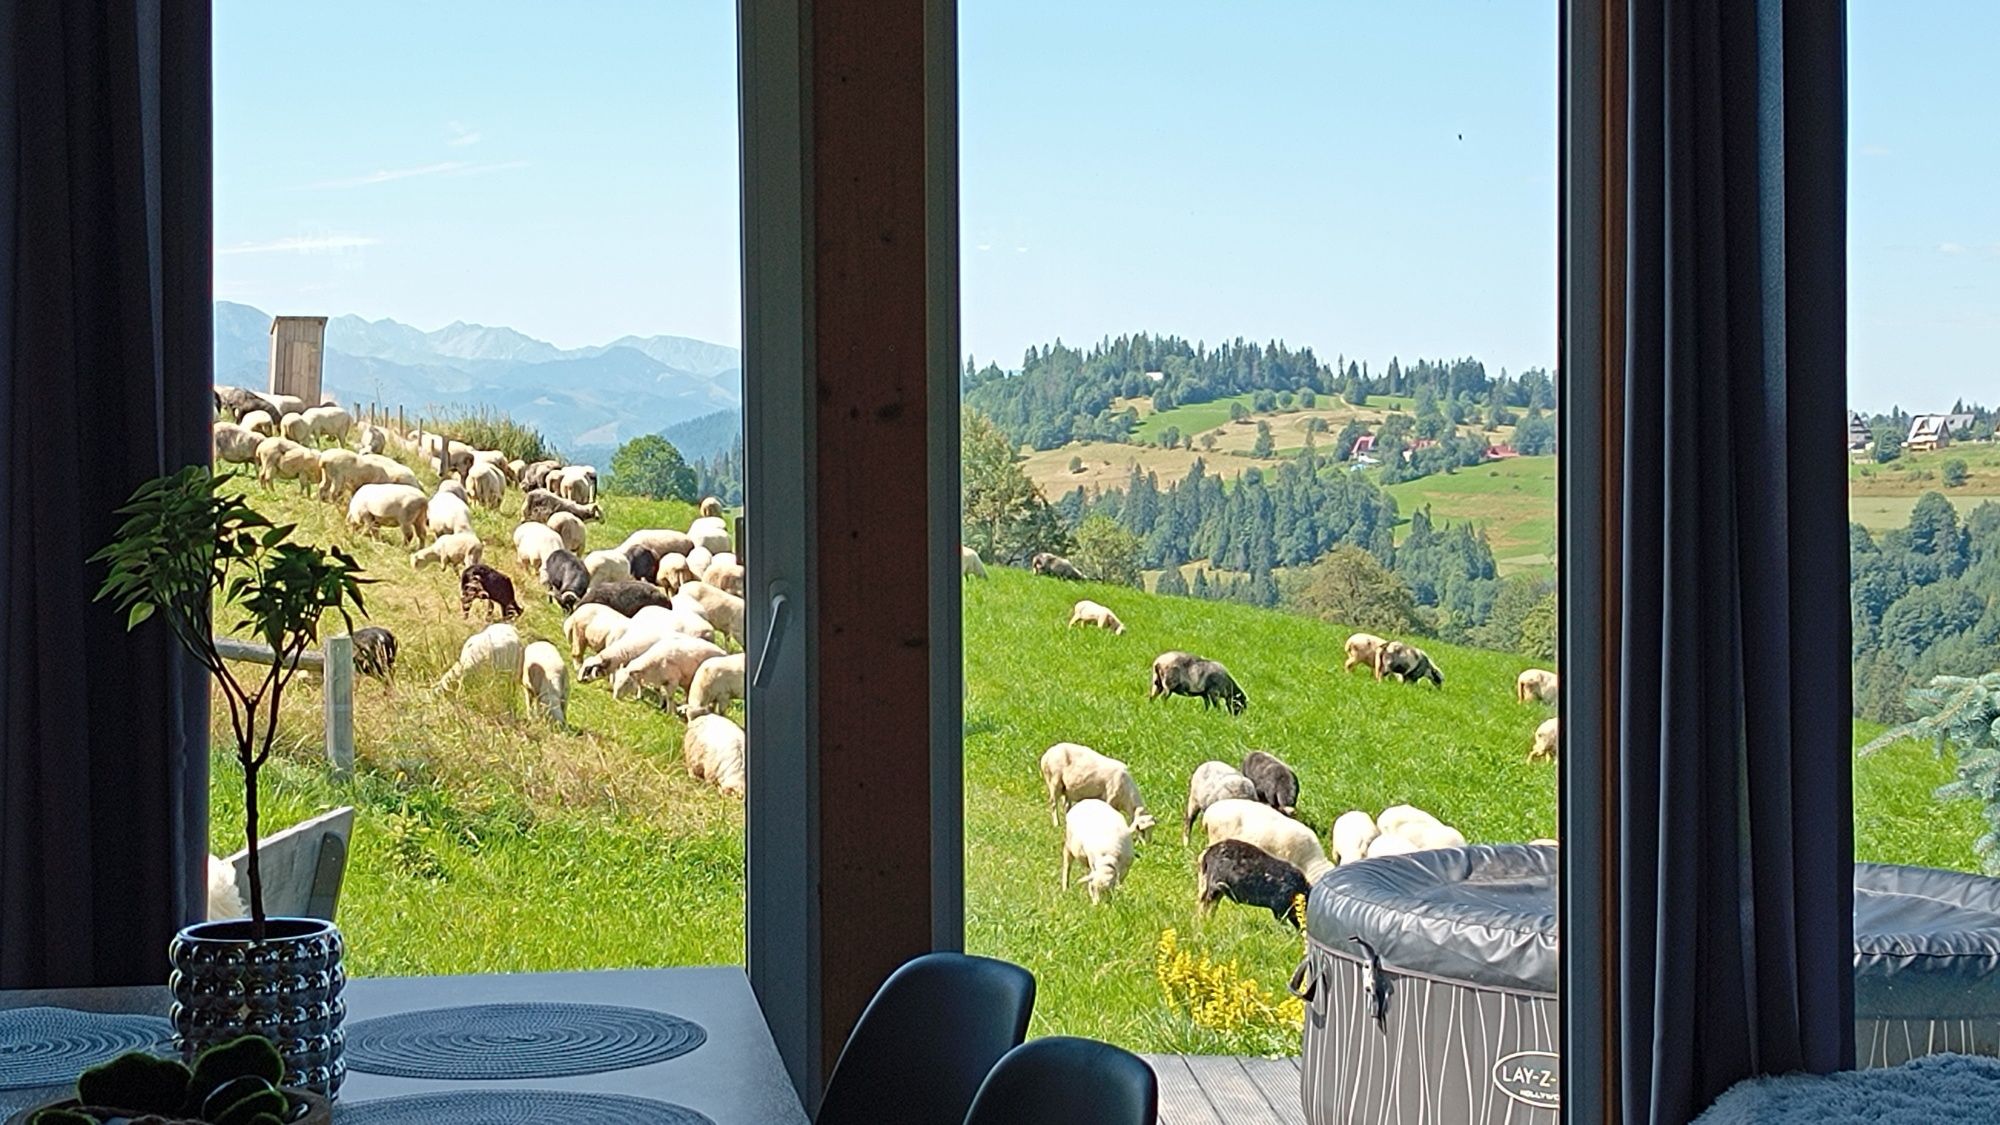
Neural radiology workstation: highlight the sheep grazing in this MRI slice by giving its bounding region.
[683,713,746,798]
[1342,632,1387,674]
[1375,804,1467,851]
[1517,668,1560,705]
[1039,742,1157,839]
[547,510,587,554]
[359,452,420,489]
[687,515,732,556]
[625,546,661,586]
[960,545,988,579]
[460,563,524,621]
[678,652,746,719]
[562,603,631,659]
[347,483,428,544]
[279,412,310,445]
[1183,760,1258,844]
[703,555,746,598]
[215,385,279,422]
[556,465,597,505]
[1149,651,1248,715]
[1241,750,1301,817]
[577,608,704,682]
[611,634,728,707]
[265,392,308,417]
[520,641,570,727]
[435,623,523,690]
[350,625,398,679]
[237,409,276,437]
[699,496,724,517]
[256,436,319,492]
[1375,640,1444,688]
[1060,799,1136,906]
[677,581,746,644]
[426,489,473,540]
[316,449,379,502]
[513,521,566,576]
[412,531,484,570]
[354,422,387,456]
[300,404,352,446]
[686,546,715,581]
[521,459,562,492]
[465,459,506,509]
[1365,833,1420,858]
[508,458,526,482]
[523,488,602,524]
[1331,810,1379,866]
[632,604,716,643]
[657,552,696,593]
[580,579,674,617]
[622,528,695,562]
[1030,552,1086,581]
[1530,716,1559,763]
[1068,600,1125,634]
[472,449,516,483]
[582,548,633,588]
[441,440,476,479]
[1200,798,1334,883]
[1198,839,1310,927]
[541,549,591,610]
[212,422,264,465]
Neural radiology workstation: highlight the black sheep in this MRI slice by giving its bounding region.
[522,488,603,524]
[459,564,523,621]
[1149,650,1248,715]
[1375,640,1444,688]
[624,545,660,585]
[1241,750,1300,816]
[579,578,673,616]
[541,549,590,610]
[1198,840,1310,927]
[350,625,398,679]
[1030,551,1087,581]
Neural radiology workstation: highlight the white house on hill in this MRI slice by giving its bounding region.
[1906,413,1976,453]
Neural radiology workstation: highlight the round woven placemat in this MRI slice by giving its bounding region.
[344,1003,706,1080]
[337,1090,715,1125]
[0,1008,173,1091]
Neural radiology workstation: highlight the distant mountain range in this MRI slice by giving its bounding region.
[214,302,741,454]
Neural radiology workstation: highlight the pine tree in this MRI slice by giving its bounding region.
[1861,673,2000,874]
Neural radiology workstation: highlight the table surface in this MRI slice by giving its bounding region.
[0,966,808,1125]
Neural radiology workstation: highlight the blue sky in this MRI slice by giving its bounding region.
[216,2,1987,411]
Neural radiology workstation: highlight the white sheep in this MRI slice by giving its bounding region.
[435,623,523,690]
[426,489,473,540]
[686,545,714,580]
[1517,668,1560,705]
[1061,799,1135,905]
[1377,804,1444,839]
[279,412,310,444]
[442,440,476,479]
[687,515,732,555]
[622,528,695,560]
[1331,810,1380,866]
[683,713,746,797]
[631,604,716,643]
[508,458,526,483]
[238,409,275,436]
[301,404,352,446]
[207,854,244,920]
[1068,600,1126,634]
[1183,760,1258,844]
[255,436,318,492]
[563,603,631,659]
[699,496,724,517]
[1343,632,1388,674]
[465,459,506,509]
[677,652,746,719]
[609,634,726,705]
[1365,833,1420,858]
[1375,804,1468,851]
[1039,742,1157,839]
[547,510,587,554]
[703,558,745,598]
[316,449,381,502]
[265,392,308,417]
[556,465,597,505]
[473,449,516,483]
[358,452,419,488]
[212,422,263,464]
[577,611,697,681]
[437,477,467,501]
[1201,798,1334,883]
[657,552,695,592]
[1530,716,1559,763]
[676,581,745,644]
[354,422,387,456]
[412,531,484,570]
[520,640,570,726]
[514,521,567,576]
[582,549,632,588]
[961,545,987,579]
[347,483,429,544]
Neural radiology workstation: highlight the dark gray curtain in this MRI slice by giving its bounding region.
[0,0,212,987]
[1619,2,1851,1122]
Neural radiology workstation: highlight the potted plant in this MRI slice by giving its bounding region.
[93,466,368,1098]
[9,1034,332,1125]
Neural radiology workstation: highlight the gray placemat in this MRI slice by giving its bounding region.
[335,1089,715,1125]
[344,1003,706,1080]
[0,1007,173,1091]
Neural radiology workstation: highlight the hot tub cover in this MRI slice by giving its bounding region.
[1854,862,2000,1019]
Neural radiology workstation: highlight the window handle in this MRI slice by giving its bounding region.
[752,589,790,689]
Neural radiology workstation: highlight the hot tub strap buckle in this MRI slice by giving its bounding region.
[1349,936,1390,1023]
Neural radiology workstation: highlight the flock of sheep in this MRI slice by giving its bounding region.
[211,386,752,800]
[962,543,1562,925]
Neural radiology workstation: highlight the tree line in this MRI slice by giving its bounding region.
[1853,492,2000,722]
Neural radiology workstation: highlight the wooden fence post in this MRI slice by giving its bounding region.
[323,634,354,778]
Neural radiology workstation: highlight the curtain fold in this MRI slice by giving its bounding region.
[1617,1,1851,1121]
[0,0,212,987]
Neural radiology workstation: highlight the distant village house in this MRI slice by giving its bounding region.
[1905,412,1975,453]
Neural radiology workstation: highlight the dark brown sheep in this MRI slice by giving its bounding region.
[1149,650,1247,715]
[1198,840,1310,926]
[1241,750,1300,816]
[459,564,523,621]
[1375,640,1444,688]
[522,488,603,524]
[579,579,673,616]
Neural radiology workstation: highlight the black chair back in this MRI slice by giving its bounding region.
[961,1036,1159,1125]
[815,952,1036,1125]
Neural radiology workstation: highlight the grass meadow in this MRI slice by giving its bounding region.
[206,452,1985,1054]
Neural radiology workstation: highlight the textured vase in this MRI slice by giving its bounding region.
[168,917,346,1098]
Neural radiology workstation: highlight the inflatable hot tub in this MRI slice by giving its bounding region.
[1300,848,2000,1125]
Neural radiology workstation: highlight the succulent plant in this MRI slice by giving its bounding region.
[32,1035,297,1125]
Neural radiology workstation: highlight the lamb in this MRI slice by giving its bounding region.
[354,422,387,456]
[212,422,263,464]
[580,579,674,617]
[465,460,506,510]
[412,532,483,570]
[520,459,562,492]
[426,489,473,540]
[960,545,988,579]
[1198,839,1310,926]
[300,404,352,446]
[522,488,603,524]
[520,641,570,727]
[624,546,660,585]
[1183,760,1258,844]
[434,623,523,690]
[1517,668,1560,705]
[1375,804,1467,851]
[621,528,695,561]
[460,563,524,621]
[683,713,746,797]
[1331,810,1380,866]
[1030,551,1086,580]
[513,521,567,576]
[346,483,429,544]
[610,634,727,706]
[547,510,587,554]
[1343,632,1388,674]
[541,549,591,610]
[1068,600,1126,634]
[1200,798,1334,883]
[1375,640,1444,688]
[563,603,631,659]
[676,581,745,644]
[699,496,724,517]
[1241,750,1301,817]
[702,556,745,598]
[350,625,397,679]
[1039,742,1157,839]
[582,549,633,588]
[236,409,276,436]
[1060,799,1135,905]
[1530,716,1560,763]
[556,465,597,505]
[255,436,319,492]
[677,652,747,719]
[1149,651,1248,715]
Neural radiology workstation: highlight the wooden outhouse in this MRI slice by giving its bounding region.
[269,315,328,405]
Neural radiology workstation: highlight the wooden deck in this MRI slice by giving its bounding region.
[1143,1054,1307,1125]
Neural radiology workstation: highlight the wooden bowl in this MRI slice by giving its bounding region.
[5,1088,331,1125]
